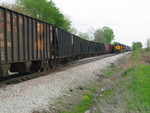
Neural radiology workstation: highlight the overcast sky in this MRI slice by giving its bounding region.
[1,0,150,47]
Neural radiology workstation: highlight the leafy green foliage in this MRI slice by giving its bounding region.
[101,26,114,44]
[78,32,91,40]
[16,0,71,31]
[94,28,106,42]
[94,26,114,44]
[132,42,143,50]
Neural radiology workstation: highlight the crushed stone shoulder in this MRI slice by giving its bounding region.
[0,52,129,113]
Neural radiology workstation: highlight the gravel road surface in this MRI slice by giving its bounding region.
[0,52,129,113]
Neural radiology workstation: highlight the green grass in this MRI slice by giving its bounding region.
[59,93,93,113]
[59,85,99,113]
[104,65,117,77]
[123,64,150,112]
[131,50,140,61]
[87,85,99,92]
[121,67,135,76]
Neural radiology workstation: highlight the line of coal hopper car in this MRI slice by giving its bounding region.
[0,6,130,76]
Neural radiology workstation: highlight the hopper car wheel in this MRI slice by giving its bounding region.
[49,59,55,69]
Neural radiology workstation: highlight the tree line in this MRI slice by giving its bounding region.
[1,0,149,49]
[70,27,115,44]
[132,38,150,51]
[2,0,71,31]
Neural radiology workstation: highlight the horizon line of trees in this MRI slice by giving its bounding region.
[70,26,115,44]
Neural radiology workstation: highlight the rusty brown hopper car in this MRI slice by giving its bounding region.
[0,6,54,76]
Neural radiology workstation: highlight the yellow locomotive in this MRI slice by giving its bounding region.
[114,43,127,53]
[114,43,121,53]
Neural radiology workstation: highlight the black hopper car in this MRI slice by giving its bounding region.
[0,6,131,76]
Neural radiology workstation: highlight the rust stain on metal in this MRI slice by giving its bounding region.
[50,27,53,41]
[37,23,43,33]
[13,25,17,32]
[12,16,17,32]
[0,23,4,28]
[0,42,4,47]
[7,14,10,21]
[7,42,11,47]
[13,16,17,23]
[0,12,3,20]
[35,40,44,50]
[19,17,23,24]
[7,24,11,32]
[0,33,4,39]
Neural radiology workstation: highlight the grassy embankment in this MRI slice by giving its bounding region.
[122,64,150,112]
[94,50,150,113]
[120,50,150,113]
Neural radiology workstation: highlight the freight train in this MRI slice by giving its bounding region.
[114,42,131,53]
[0,6,130,76]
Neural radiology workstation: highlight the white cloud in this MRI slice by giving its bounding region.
[53,0,150,47]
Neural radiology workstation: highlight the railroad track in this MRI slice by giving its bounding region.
[0,53,116,87]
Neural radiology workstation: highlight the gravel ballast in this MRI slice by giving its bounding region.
[0,52,129,113]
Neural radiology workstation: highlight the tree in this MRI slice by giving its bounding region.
[94,28,106,43]
[132,42,143,51]
[16,0,71,31]
[93,27,114,44]
[69,27,78,35]
[101,26,114,44]
[78,32,91,40]
[1,3,26,14]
